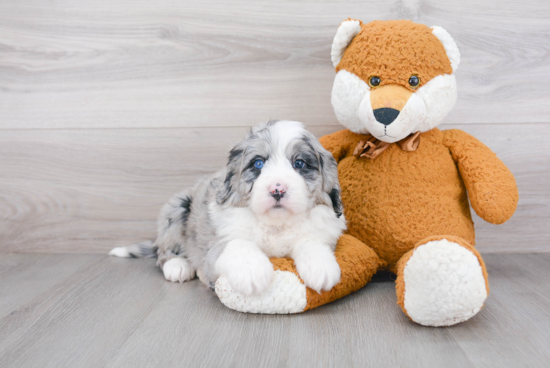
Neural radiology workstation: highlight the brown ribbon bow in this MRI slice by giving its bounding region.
[353,131,421,160]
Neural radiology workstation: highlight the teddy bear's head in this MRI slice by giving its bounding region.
[331,20,460,143]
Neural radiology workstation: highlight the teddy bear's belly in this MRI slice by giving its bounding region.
[338,145,475,271]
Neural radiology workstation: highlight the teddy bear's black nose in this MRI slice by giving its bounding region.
[373,108,400,126]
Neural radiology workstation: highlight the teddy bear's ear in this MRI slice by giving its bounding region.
[431,26,461,72]
[331,19,362,68]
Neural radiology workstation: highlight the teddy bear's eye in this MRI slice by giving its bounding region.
[369,76,381,88]
[408,75,420,88]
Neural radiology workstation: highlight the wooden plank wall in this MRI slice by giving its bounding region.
[1,0,548,253]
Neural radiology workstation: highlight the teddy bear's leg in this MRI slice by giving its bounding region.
[215,234,383,314]
[395,235,489,327]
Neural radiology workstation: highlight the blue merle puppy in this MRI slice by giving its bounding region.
[110,120,346,296]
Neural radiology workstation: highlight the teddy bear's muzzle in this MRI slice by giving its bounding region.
[370,84,412,126]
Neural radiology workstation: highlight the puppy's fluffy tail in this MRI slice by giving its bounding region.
[109,240,158,258]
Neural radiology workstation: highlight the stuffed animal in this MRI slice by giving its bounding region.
[215,19,518,326]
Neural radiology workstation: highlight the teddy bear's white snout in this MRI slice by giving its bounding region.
[357,90,427,143]
[332,70,432,143]
[332,70,458,143]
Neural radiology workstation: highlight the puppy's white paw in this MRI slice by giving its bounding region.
[294,248,341,293]
[216,241,274,296]
[224,255,274,296]
[163,258,195,283]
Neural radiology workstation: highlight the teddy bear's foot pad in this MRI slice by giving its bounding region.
[215,270,307,314]
[402,239,488,326]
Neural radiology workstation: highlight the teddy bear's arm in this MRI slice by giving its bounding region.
[319,129,357,162]
[443,129,518,224]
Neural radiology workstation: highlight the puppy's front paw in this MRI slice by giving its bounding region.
[226,256,274,296]
[163,258,195,283]
[295,250,341,293]
[216,241,274,296]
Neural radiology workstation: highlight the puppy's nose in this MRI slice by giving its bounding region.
[269,183,286,201]
[373,108,400,126]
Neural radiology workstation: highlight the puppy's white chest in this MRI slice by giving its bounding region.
[253,222,300,258]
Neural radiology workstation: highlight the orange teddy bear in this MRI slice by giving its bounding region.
[215,19,518,326]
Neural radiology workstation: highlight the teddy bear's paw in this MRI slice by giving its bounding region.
[215,270,307,314]
[402,239,488,326]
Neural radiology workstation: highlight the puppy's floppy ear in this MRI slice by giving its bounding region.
[216,170,234,205]
[308,136,343,218]
[331,18,363,68]
[216,147,242,205]
[320,151,344,218]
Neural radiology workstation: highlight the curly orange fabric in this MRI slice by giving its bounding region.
[320,128,488,272]
[336,20,452,91]
[443,130,519,224]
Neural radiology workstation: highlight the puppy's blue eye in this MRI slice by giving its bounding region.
[254,159,264,169]
[293,159,305,169]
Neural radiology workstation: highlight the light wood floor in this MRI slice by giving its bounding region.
[0,253,548,367]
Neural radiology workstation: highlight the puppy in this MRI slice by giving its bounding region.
[110,120,346,295]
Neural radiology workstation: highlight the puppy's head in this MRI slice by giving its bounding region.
[216,120,342,221]
[331,20,460,143]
